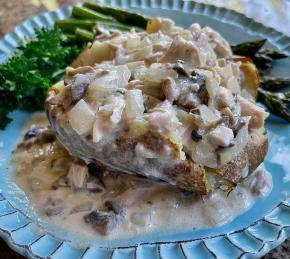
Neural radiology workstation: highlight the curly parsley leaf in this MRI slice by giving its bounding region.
[0,28,83,129]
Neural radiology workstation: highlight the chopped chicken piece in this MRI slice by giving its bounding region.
[159,36,206,70]
[238,95,265,129]
[189,23,202,40]
[162,77,179,102]
[208,125,234,148]
[65,66,95,84]
[218,86,235,109]
[250,169,272,196]
[203,27,232,58]
[147,101,182,133]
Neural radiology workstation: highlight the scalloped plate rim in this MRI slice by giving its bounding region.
[0,1,290,258]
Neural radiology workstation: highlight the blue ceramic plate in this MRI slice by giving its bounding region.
[0,1,290,258]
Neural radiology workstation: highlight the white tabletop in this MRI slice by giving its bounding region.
[194,0,290,36]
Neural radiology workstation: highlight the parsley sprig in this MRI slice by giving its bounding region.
[0,28,82,129]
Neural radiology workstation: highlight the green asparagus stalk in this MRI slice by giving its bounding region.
[232,39,288,73]
[258,48,288,59]
[231,39,266,56]
[64,33,77,42]
[72,6,113,21]
[96,21,143,32]
[55,19,96,33]
[83,1,150,29]
[252,53,273,73]
[258,88,290,122]
[260,76,290,91]
[75,28,94,42]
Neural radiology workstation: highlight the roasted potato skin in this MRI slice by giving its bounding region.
[246,130,268,173]
[166,160,208,194]
[165,131,268,194]
[46,83,268,194]
[45,50,266,194]
[215,150,248,184]
[233,55,260,100]
[215,130,268,185]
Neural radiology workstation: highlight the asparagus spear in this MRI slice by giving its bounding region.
[252,53,273,73]
[63,33,77,42]
[75,28,94,42]
[232,39,288,73]
[259,48,288,59]
[95,21,143,32]
[55,19,96,33]
[231,39,266,56]
[258,88,290,122]
[260,76,290,91]
[56,18,143,44]
[83,1,150,29]
[72,6,113,21]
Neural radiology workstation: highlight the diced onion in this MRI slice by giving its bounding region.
[145,63,178,83]
[218,116,250,165]
[205,76,219,109]
[191,117,250,168]
[88,65,131,98]
[90,41,116,63]
[198,104,221,125]
[126,61,146,74]
[191,138,218,168]
[92,113,110,143]
[68,99,95,136]
[125,34,141,50]
[134,64,148,81]
[226,76,240,94]
[125,89,145,120]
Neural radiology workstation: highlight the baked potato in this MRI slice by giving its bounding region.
[46,18,268,194]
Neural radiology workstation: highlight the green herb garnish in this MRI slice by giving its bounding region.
[0,28,83,129]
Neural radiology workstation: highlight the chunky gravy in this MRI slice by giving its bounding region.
[11,113,272,241]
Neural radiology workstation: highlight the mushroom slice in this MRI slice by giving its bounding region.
[44,197,65,216]
[83,201,124,235]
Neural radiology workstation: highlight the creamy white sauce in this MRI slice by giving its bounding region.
[11,113,272,242]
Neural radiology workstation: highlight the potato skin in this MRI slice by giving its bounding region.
[233,55,260,100]
[215,130,268,184]
[165,131,268,194]
[46,85,268,194]
[166,160,208,194]
[246,130,268,173]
